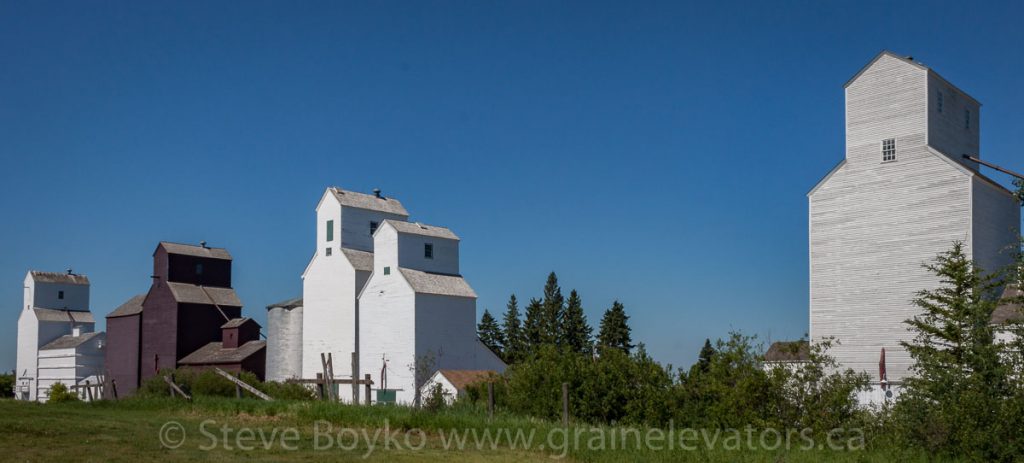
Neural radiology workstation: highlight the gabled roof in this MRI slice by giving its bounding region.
[399,268,476,298]
[845,50,980,106]
[159,242,232,260]
[266,297,303,310]
[992,287,1023,325]
[178,340,266,365]
[764,341,810,362]
[107,294,145,318]
[807,159,847,197]
[328,187,409,216]
[39,331,103,350]
[384,220,460,240]
[221,317,258,329]
[166,282,242,307]
[436,370,498,390]
[342,248,375,272]
[30,271,89,285]
[33,308,95,323]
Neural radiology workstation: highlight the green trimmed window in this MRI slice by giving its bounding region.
[384,266,391,275]
[326,220,334,242]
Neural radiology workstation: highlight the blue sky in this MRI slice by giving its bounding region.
[1,0,1022,373]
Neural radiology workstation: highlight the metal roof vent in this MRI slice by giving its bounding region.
[373,188,382,199]
[200,241,208,248]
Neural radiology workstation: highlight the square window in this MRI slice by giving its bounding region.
[325,247,332,256]
[326,220,334,242]
[370,221,379,235]
[383,266,391,275]
[58,291,64,300]
[882,138,897,162]
[424,243,434,259]
[195,263,203,275]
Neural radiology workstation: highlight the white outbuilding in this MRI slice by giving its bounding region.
[419,369,498,405]
[15,270,102,401]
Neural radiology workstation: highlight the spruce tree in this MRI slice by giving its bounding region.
[523,297,546,352]
[898,241,1009,458]
[1014,178,1024,205]
[597,300,633,353]
[477,309,504,356]
[501,294,527,363]
[559,289,593,354]
[697,338,715,373]
[542,272,565,346]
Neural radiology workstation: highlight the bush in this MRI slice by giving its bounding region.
[0,373,13,398]
[137,369,314,401]
[259,381,315,401]
[423,382,450,412]
[47,382,79,403]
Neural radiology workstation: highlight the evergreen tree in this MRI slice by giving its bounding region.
[559,289,593,354]
[477,309,504,356]
[542,272,565,346]
[523,297,546,352]
[501,294,527,363]
[697,338,715,373]
[897,241,1010,458]
[1014,178,1024,205]
[597,300,633,353]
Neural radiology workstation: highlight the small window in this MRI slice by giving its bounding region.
[195,263,203,275]
[326,220,334,242]
[370,221,379,235]
[964,109,971,130]
[383,266,391,275]
[424,243,434,259]
[937,91,943,113]
[325,247,332,256]
[882,138,896,162]
[58,291,64,300]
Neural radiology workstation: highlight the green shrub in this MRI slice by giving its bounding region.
[259,381,315,401]
[423,382,450,412]
[0,374,13,398]
[47,383,79,403]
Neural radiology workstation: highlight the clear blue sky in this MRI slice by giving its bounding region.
[2,0,1022,373]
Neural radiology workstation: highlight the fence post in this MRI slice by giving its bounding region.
[561,382,569,427]
[487,382,494,419]
[85,380,93,401]
[235,372,242,399]
[316,373,325,400]
[364,374,372,405]
[111,379,118,400]
[352,352,359,405]
[169,373,176,398]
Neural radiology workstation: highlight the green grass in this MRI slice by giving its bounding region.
[0,398,934,462]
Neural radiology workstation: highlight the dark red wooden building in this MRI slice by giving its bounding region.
[105,242,255,394]
[178,317,266,379]
[104,294,145,396]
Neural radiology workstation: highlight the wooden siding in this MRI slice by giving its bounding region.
[845,54,928,164]
[972,178,1021,278]
[927,72,981,170]
[105,313,141,395]
[810,143,971,381]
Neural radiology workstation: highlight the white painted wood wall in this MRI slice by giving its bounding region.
[809,53,1020,396]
